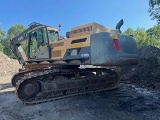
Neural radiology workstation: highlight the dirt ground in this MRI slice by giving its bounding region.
[0,76,160,120]
[0,52,20,76]
[0,46,160,120]
[120,46,160,89]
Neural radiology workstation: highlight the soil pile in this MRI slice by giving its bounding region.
[0,52,20,76]
[120,46,160,89]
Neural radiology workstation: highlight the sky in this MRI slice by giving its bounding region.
[0,0,158,36]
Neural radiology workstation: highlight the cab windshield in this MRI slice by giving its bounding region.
[47,30,59,42]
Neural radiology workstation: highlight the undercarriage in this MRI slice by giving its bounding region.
[12,67,119,105]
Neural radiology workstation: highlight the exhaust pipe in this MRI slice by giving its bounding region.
[116,19,124,33]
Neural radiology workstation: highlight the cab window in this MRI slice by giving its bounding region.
[37,28,48,45]
[48,30,59,42]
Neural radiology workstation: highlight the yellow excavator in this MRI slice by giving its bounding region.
[10,19,138,104]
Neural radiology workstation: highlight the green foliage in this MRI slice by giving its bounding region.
[136,28,150,46]
[124,28,148,46]
[146,25,160,47]
[0,28,5,39]
[2,24,26,58]
[123,28,136,36]
[0,27,5,51]
[149,0,160,8]
[7,24,26,39]
[149,0,160,24]
[2,37,14,58]
[124,25,160,48]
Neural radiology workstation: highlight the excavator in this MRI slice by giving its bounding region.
[10,19,138,104]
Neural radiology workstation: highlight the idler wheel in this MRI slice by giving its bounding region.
[20,81,40,99]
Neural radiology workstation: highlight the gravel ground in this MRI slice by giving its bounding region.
[0,52,20,76]
[0,77,160,120]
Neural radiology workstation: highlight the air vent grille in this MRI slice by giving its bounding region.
[52,50,61,57]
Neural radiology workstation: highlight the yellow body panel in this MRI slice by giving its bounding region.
[49,35,90,59]
[50,40,67,59]
[66,35,90,49]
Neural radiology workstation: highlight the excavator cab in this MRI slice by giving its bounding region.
[10,22,60,66]
[28,27,60,59]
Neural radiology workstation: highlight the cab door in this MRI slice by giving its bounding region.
[29,28,50,59]
[37,28,50,59]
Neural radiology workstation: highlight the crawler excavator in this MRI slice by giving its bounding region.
[10,19,138,104]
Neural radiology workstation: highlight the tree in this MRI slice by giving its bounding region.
[135,28,150,46]
[7,24,26,39]
[149,0,160,24]
[2,24,26,58]
[146,25,160,47]
[0,27,5,51]
[124,28,149,46]
[149,0,160,7]
[124,26,160,48]
[123,28,136,37]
